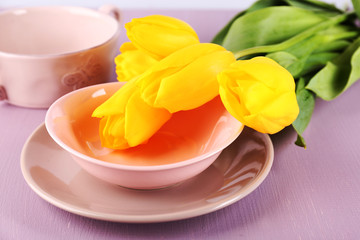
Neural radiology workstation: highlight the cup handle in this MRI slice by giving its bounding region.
[0,85,7,101]
[98,5,121,23]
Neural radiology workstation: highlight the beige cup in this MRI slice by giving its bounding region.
[0,6,121,108]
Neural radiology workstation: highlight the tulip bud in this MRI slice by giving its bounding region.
[115,42,158,82]
[217,57,299,134]
[139,43,236,113]
[125,15,200,60]
[92,79,171,149]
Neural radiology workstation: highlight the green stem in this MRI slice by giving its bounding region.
[233,13,350,59]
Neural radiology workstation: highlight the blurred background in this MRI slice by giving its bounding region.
[0,0,353,9]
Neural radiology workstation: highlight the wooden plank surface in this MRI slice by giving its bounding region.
[1,9,360,240]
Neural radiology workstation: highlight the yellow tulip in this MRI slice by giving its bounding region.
[115,15,200,82]
[125,15,200,60]
[115,42,158,82]
[217,56,299,134]
[139,43,236,113]
[92,79,171,149]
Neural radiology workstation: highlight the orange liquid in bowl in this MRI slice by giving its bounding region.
[50,83,242,166]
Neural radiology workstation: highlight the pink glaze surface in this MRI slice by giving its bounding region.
[0,6,121,108]
[20,123,273,223]
[45,82,244,189]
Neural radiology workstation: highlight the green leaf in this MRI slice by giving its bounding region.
[352,0,360,19]
[212,0,346,46]
[306,37,360,100]
[267,51,339,79]
[292,77,316,148]
[221,6,328,53]
[211,0,284,45]
[266,24,356,78]
[266,51,304,77]
[271,24,356,57]
[285,0,343,14]
[232,13,350,59]
[295,134,307,148]
[247,0,285,10]
[301,52,340,75]
[313,40,351,53]
[212,11,244,45]
[274,36,325,77]
[266,51,298,70]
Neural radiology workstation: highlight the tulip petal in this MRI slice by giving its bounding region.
[115,44,158,82]
[139,43,236,113]
[244,91,300,133]
[231,57,296,90]
[93,80,172,149]
[218,71,247,123]
[218,56,299,134]
[156,51,235,112]
[99,115,129,149]
[125,88,172,147]
[119,42,137,52]
[125,15,200,60]
[92,79,137,117]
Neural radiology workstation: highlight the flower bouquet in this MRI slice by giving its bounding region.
[212,0,360,147]
[94,0,360,150]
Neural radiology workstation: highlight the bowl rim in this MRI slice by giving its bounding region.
[45,82,244,171]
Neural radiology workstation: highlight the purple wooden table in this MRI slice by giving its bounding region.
[1,9,360,240]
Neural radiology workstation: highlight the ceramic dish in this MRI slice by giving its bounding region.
[21,123,273,223]
[45,82,244,189]
[0,6,121,108]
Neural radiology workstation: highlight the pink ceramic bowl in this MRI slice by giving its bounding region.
[45,82,244,189]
